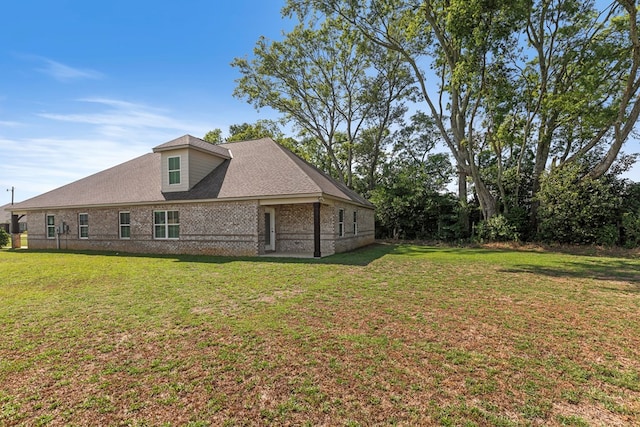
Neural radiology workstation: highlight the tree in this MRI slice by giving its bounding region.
[370,111,457,239]
[513,0,640,227]
[232,14,412,187]
[286,0,640,229]
[536,163,624,244]
[287,0,529,223]
[370,153,456,240]
[226,119,282,142]
[621,181,640,247]
[203,128,224,144]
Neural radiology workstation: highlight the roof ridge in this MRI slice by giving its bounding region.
[219,137,273,146]
[272,141,373,207]
[268,140,325,194]
[153,134,231,159]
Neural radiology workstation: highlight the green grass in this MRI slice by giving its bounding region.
[1,244,639,425]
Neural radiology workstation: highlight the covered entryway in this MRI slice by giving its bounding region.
[259,201,325,258]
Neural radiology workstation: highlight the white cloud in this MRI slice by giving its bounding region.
[36,58,104,82]
[39,97,209,134]
[0,136,147,199]
[17,54,104,82]
[0,120,23,127]
[1,97,213,202]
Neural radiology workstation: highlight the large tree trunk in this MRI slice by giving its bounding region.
[530,118,554,231]
[477,182,497,220]
[457,167,470,235]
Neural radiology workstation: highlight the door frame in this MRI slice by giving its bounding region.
[264,207,276,251]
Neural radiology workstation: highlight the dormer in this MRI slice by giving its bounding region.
[153,135,232,193]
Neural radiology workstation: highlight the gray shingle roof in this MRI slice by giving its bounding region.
[9,136,373,211]
[10,153,162,210]
[1,203,27,224]
[153,134,231,159]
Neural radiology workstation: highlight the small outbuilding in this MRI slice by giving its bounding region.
[7,135,374,257]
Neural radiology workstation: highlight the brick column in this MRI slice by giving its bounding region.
[10,214,21,248]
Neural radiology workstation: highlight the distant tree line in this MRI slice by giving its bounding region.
[209,0,640,247]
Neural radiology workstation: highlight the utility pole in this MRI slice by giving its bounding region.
[6,186,14,205]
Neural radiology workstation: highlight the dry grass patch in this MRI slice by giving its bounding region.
[0,244,639,426]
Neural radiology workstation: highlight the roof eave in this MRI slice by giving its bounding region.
[152,144,231,160]
[8,192,374,213]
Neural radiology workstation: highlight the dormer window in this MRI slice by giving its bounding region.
[153,135,231,193]
[168,156,181,185]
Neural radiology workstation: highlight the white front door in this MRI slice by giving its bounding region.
[264,207,276,251]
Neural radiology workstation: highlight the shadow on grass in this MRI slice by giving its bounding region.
[502,258,640,290]
[6,243,397,267]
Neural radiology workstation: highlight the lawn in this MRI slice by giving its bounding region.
[0,244,639,426]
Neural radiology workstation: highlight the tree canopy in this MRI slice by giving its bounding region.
[229,0,640,245]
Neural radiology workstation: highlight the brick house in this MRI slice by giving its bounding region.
[6,135,374,257]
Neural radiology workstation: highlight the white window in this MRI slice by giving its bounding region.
[353,211,358,235]
[46,215,55,239]
[79,213,89,239]
[119,212,130,239]
[154,210,179,239]
[168,156,181,185]
[338,208,345,237]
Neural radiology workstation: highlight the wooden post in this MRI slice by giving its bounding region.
[313,202,321,258]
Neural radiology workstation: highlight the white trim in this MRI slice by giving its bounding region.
[119,211,131,239]
[168,155,181,185]
[78,213,89,239]
[46,214,55,239]
[259,196,324,205]
[264,207,276,251]
[353,210,358,235]
[153,210,180,240]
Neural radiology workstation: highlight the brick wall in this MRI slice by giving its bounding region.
[333,202,376,253]
[274,203,335,255]
[24,199,374,256]
[26,201,260,256]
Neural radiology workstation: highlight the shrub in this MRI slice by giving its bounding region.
[536,164,623,244]
[474,215,520,242]
[621,212,640,248]
[0,229,9,248]
[596,224,619,247]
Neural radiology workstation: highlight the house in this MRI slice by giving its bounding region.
[6,135,374,257]
[0,203,27,233]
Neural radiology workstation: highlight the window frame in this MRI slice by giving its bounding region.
[153,210,179,240]
[46,214,56,239]
[119,211,131,239]
[78,213,89,239]
[168,156,181,185]
[353,210,358,235]
[338,208,345,237]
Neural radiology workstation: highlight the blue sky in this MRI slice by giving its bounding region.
[1,1,639,204]
[0,0,293,202]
